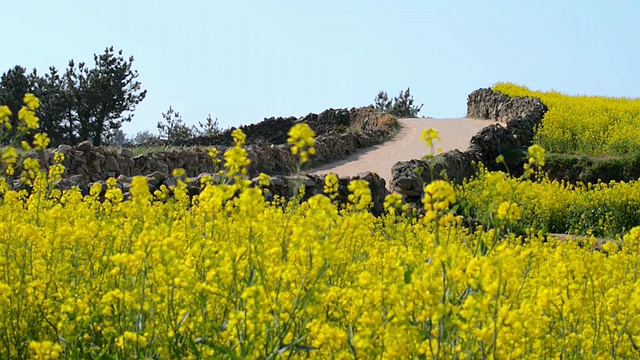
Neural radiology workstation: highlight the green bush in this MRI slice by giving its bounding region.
[374,87,423,118]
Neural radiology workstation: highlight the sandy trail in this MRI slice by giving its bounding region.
[307,118,499,186]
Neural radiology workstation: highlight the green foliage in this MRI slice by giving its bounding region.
[544,152,640,184]
[72,47,147,146]
[157,106,193,143]
[30,66,75,145]
[157,107,223,144]
[103,128,128,147]
[374,87,423,118]
[131,130,159,147]
[197,114,222,137]
[0,47,146,147]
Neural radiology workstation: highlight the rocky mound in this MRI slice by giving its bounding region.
[390,88,548,204]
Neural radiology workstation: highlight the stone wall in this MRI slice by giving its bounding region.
[51,171,389,217]
[24,106,397,183]
[11,105,397,215]
[466,88,546,123]
[156,106,377,147]
[390,88,548,203]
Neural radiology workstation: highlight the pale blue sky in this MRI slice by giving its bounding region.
[4,1,639,136]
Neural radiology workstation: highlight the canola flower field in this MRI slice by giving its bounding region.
[492,82,640,156]
[457,167,640,239]
[3,94,640,359]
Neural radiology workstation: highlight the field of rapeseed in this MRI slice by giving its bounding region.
[3,95,640,359]
[457,167,640,239]
[492,82,640,156]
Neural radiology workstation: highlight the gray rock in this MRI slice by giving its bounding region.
[390,175,423,197]
[105,156,120,172]
[119,148,134,158]
[55,144,73,154]
[77,140,93,152]
[164,177,177,188]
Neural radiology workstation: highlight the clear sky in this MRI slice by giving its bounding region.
[3,1,639,137]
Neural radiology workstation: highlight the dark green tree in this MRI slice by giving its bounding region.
[103,129,128,146]
[196,114,222,137]
[374,90,392,114]
[1,47,147,146]
[157,106,194,143]
[74,47,147,146]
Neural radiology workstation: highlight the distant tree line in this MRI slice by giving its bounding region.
[0,47,147,147]
[104,108,223,147]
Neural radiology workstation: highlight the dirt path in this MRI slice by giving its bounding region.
[308,118,500,186]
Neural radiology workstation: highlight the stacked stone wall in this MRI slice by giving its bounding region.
[390,88,548,203]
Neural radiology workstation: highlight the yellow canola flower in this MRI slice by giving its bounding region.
[53,152,65,164]
[22,157,40,171]
[0,105,11,126]
[172,168,186,178]
[493,82,640,156]
[383,193,406,214]
[323,173,339,199]
[207,147,221,167]
[223,146,250,177]
[0,282,10,305]
[496,201,521,222]
[287,123,316,163]
[23,93,40,111]
[422,180,456,211]
[130,176,152,203]
[347,179,372,210]
[116,331,148,349]
[29,341,62,360]
[231,128,246,146]
[3,109,640,359]
[0,282,10,296]
[33,133,50,150]
[527,144,546,167]
[1,147,18,167]
[257,172,270,187]
[420,128,441,147]
[18,107,39,130]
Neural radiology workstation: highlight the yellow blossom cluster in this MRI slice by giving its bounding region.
[287,123,316,163]
[420,127,443,158]
[347,179,372,210]
[223,129,251,178]
[323,173,339,200]
[422,180,456,226]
